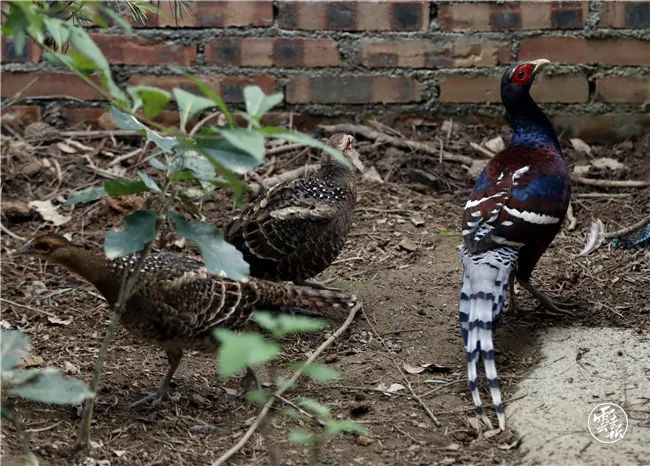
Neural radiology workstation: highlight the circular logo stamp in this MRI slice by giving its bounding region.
[588,402,628,443]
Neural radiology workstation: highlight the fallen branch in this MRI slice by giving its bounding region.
[604,212,650,240]
[249,164,319,196]
[60,130,141,139]
[320,123,474,165]
[571,176,650,188]
[566,203,577,231]
[212,302,362,466]
[0,222,26,241]
[469,142,495,159]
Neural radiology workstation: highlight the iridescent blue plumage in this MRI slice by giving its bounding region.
[458,59,572,431]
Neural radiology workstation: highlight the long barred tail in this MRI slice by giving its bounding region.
[251,280,357,312]
[459,245,518,430]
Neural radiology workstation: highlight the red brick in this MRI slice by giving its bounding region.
[3,105,42,125]
[520,36,650,65]
[278,1,428,31]
[204,37,339,68]
[439,73,588,103]
[286,76,421,104]
[361,38,510,68]
[552,113,650,143]
[128,74,277,102]
[438,1,587,31]
[132,0,272,27]
[1,38,41,63]
[600,2,650,29]
[92,34,196,65]
[1,72,104,100]
[596,76,650,103]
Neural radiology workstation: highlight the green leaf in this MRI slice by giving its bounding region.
[196,136,262,175]
[288,429,315,445]
[188,76,234,126]
[43,17,69,50]
[173,88,215,130]
[177,148,216,181]
[68,27,109,72]
[213,330,279,378]
[325,420,369,436]
[137,171,161,193]
[252,312,326,338]
[244,86,283,119]
[104,177,148,196]
[67,50,99,75]
[297,362,339,383]
[261,127,351,170]
[170,214,249,281]
[1,330,29,371]
[110,107,178,153]
[128,85,171,119]
[149,157,168,171]
[244,388,268,407]
[104,210,157,259]
[298,397,331,419]
[219,128,265,160]
[10,368,94,405]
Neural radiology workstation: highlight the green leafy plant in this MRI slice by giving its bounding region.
[1,330,94,457]
[2,0,357,459]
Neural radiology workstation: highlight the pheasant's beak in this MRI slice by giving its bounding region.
[529,58,550,75]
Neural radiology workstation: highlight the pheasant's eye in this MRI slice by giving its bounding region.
[512,64,534,85]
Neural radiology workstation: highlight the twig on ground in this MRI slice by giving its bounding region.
[469,142,495,159]
[575,193,632,198]
[60,130,141,139]
[108,144,147,167]
[360,307,441,427]
[0,298,58,318]
[571,176,650,188]
[566,203,577,231]
[212,302,362,466]
[1,77,40,110]
[275,394,327,427]
[604,212,650,239]
[189,111,223,136]
[1,222,26,241]
[265,143,304,157]
[249,164,319,196]
[320,123,473,165]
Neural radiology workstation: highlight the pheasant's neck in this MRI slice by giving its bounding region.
[318,158,355,186]
[506,94,562,154]
[55,249,120,304]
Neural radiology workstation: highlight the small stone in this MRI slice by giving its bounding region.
[410,214,425,227]
[190,393,206,407]
[398,238,418,252]
[356,435,372,446]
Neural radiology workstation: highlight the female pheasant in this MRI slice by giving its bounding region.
[23,234,356,407]
[224,133,357,287]
[459,59,571,430]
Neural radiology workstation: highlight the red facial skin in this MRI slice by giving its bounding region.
[511,64,535,86]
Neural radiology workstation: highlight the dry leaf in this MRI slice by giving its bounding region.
[578,219,605,256]
[387,383,406,393]
[20,354,44,368]
[56,142,77,154]
[484,136,505,154]
[65,139,94,152]
[348,149,365,172]
[570,138,592,155]
[47,316,73,326]
[498,438,522,450]
[444,443,460,451]
[29,200,70,226]
[409,214,425,227]
[591,157,626,171]
[572,164,591,176]
[112,450,127,458]
[403,363,426,374]
[63,360,80,375]
[468,159,488,179]
[362,166,383,184]
[484,428,501,439]
[467,416,481,431]
[398,238,418,252]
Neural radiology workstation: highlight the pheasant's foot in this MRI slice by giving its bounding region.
[129,384,171,409]
[517,279,576,317]
[240,367,261,396]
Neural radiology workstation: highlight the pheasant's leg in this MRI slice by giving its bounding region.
[240,367,261,396]
[294,280,341,293]
[508,275,519,313]
[130,350,183,409]
[517,279,575,316]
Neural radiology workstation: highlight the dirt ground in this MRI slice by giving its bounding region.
[1,116,648,465]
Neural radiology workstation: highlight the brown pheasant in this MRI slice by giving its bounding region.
[224,133,358,287]
[22,234,356,407]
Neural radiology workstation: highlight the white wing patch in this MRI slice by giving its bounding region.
[503,206,560,224]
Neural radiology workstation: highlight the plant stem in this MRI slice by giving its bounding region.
[73,179,173,454]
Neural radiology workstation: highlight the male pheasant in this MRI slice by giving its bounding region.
[23,234,356,407]
[224,133,357,287]
[459,59,571,430]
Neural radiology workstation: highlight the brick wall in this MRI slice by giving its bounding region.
[2,1,649,142]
